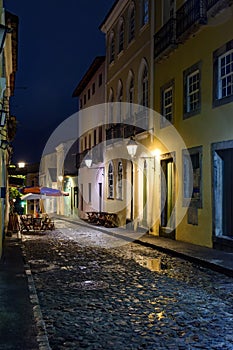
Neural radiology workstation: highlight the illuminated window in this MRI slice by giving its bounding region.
[117,161,123,200]
[141,0,149,26]
[161,80,174,126]
[118,19,124,53]
[108,162,114,199]
[183,62,201,118]
[129,4,135,43]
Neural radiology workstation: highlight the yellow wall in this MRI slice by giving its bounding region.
[153,8,233,247]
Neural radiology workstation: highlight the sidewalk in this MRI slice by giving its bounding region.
[58,215,233,277]
[0,235,39,350]
[0,234,50,350]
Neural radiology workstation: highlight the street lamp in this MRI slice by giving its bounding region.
[84,154,92,168]
[127,137,138,158]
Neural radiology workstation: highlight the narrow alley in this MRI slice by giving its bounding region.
[21,218,233,350]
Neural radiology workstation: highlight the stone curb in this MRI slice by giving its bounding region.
[21,237,51,350]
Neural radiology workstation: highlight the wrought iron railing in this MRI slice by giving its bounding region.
[154,18,176,59]
[176,0,207,39]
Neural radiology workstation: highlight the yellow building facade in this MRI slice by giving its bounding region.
[152,0,233,250]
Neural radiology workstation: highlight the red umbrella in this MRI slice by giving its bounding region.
[21,186,69,196]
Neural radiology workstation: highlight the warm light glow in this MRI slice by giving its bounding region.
[18,162,25,168]
[152,149,161,159]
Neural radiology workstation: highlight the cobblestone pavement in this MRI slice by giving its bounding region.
[22,222,233,350]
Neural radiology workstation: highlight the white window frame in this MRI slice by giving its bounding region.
[108,162,114,199]
[162,83,173,125]
[187,69,200,113]
[217,49,233,100]
[117,161,123,200]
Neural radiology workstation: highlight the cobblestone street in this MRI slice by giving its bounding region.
[22,220,233,350]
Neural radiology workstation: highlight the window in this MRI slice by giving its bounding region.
[74,186,79,208]
[84,136,87,150]
[109,88,114,124]
[118,19,124,53]
[88,89,90,100]
[184,62,201,118]
[117,161,123,200]
[117,80,123,121]
[182,146,202,208]
[109,32,115,63]
[127,71,134,118]
[79,98,82,109]
[88,183,92,203]
[88,134,91,149]
[108,162,114,199]
[99,126,102,143]
[161,80,174,126]
[92,82,95,95]
[142,65,148,107]
[84,94,86,105]
[94,129,97,145]
[99,73,103,86]
[129,4,135,43]
[213,40,233,107]
[141,0,149,27]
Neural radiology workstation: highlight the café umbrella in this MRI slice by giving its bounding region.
[20,187,69,215]
[20,186,69,197]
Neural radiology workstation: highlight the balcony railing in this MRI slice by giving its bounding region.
[206,0,233,13]
[76,149,88,169]
[92,144,104,164]
[176,0,207,40]
[154,18,176,60]
[106,123,124,141]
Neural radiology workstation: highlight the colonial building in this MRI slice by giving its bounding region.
[72,56,106,218]
[151,0,233,250]
[0,5,18,256]
[100,0,155,229]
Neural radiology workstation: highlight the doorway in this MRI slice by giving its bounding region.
[160,153,176,239]
[213,146,233,239]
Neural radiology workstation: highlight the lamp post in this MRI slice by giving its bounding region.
[126,137,138,227]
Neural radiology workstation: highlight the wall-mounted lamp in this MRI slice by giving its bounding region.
[58,175,63,182]
[0,24,12,54]
[127,137,138,158]
[84,154,92,168]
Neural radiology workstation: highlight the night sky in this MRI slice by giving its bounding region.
[3,0,115,164]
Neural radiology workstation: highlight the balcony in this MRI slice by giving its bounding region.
[176,0,207,42]
[206,0,233,17]
[92,144,104,164]
[106,123,124,141]
[154,18,177,61]
[76,149,88,169]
